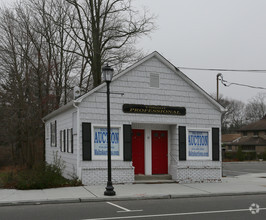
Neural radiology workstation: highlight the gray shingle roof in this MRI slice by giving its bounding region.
[239,115,266,131]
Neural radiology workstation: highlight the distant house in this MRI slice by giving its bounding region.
[222,134,241,152]
[225,116,266,155]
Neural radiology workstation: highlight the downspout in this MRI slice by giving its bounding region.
[73,101,82,180]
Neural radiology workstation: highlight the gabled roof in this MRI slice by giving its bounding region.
[228,136,266,146]
[43,51,225,121]
[43,100,75,121]
[239,115,266,131]
[75,51,225,111]
[222,134,241,143]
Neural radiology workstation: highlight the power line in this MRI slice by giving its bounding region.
[222,80,266,90]
[177,67,266,72]
[218,74,266,90]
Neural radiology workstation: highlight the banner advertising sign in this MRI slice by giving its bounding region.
[94,127,120,156]
[188,130,209,158]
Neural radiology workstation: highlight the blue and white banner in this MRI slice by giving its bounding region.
[188,130,209,157]
[94,127,120,156]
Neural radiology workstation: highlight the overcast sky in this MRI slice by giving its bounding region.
[134,0,266,103]
[1,0,266,103]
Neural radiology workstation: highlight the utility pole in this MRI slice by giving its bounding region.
[216,73,224,177]
[216,73,222,101]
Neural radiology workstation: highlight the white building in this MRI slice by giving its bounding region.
[43,51,225,185]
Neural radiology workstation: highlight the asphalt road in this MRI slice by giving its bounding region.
[0,194,266,220]
[222,161,266,177]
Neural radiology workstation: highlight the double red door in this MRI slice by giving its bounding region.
[132,129,168,175]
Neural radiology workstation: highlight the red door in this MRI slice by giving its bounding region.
[152,130,168,174]
[132,129,145,174]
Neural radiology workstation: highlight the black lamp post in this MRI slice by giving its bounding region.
[102,64,116,196]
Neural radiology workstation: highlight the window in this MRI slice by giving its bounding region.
[187,128,211,160]
[243,131,247,136]
[60,130,66,152]
[50,121,57,147]
[60,129,73,153]
[92,125,123,160]
[228,146,232,151]
[242,146,255,151]
[253,131,258,137]
[150,73,159,88]
[67,128,73,153]
[46,124,49,139]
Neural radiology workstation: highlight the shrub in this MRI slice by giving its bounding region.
[224,150,258,161]
[0,171,15,188]
[262,152,266,160]
[0,154,82,189]
[15,162,69,189]
[243,152,257,161]
[236,148,244,161]
[224,152,236,160]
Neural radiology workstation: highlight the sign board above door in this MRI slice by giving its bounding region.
[123,104,186,116]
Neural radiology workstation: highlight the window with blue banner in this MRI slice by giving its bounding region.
[92,126,123,160]
[187,129,211,160]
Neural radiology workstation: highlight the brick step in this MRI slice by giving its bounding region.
[134,180,176,184]
[134,174,172,181]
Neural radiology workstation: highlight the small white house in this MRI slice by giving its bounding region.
[43,51,225,185]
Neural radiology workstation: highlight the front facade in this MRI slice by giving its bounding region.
[44,52,224,185]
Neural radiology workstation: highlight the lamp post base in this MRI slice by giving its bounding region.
[104,181,116,196]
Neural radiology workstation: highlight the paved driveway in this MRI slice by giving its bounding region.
[222,161,266,177]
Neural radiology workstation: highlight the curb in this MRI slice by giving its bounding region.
[1,191,266,207]
[0,198,81,207]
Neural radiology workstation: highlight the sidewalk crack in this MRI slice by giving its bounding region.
[82,186,97,197]
[182,184,211,194]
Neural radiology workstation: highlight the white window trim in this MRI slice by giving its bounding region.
[186,127,212,160]
[91,124,123,160]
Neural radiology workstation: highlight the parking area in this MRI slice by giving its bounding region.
[222,162,266,177]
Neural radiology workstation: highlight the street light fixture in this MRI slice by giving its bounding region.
[102,64,116,196]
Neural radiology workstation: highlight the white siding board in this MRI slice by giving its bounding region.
[45,108,78,179]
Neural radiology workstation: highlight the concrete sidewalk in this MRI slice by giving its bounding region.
[1,173,266,206]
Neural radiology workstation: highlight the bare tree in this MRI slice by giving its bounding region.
[0,1,79,167]
[214,94,246,133]
[0,0,155,167]
[23,0,79,106]
[58,0,155,88]
[245,93,266,123]
[0,7,37,166]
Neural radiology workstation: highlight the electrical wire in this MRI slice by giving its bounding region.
[177,67,266,72]
[218,76,266,90]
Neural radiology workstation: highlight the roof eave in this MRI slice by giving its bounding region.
[42,100,77,121]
